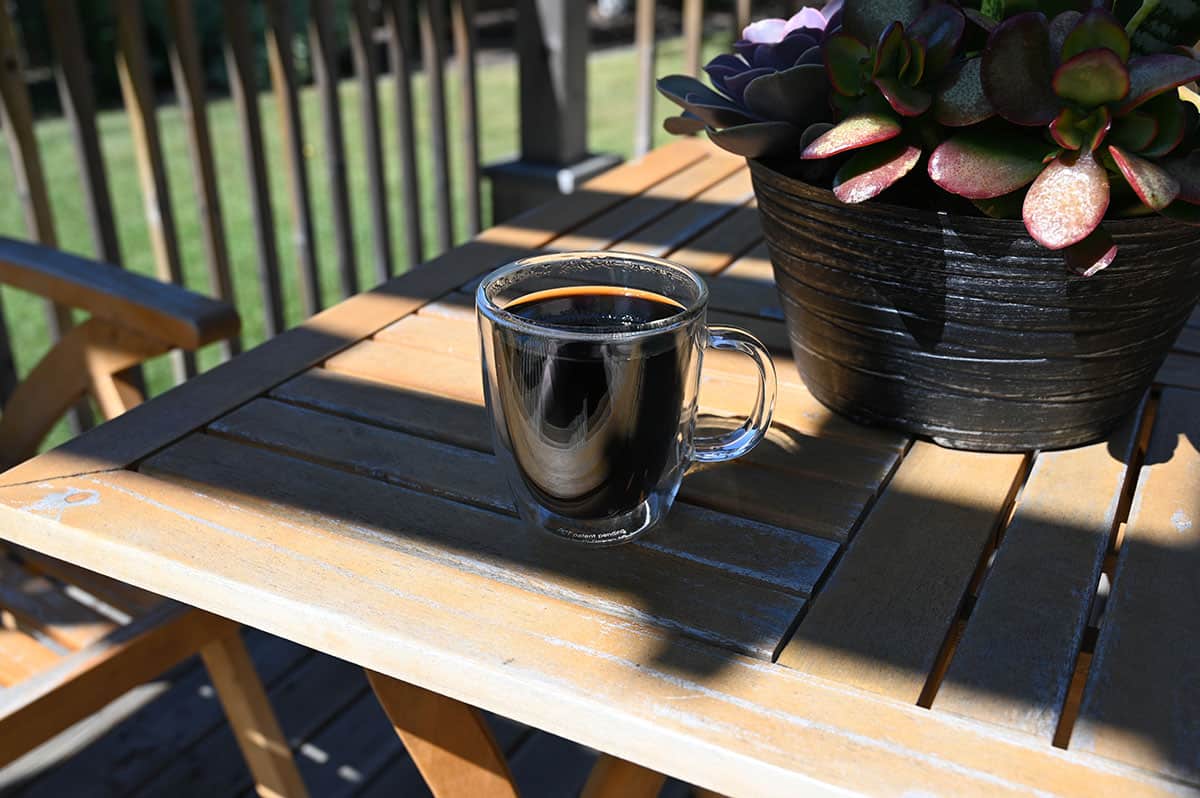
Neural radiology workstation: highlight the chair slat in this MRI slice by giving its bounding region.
[0,555,116,651]
[9,546,161,616]
[1175,325,1199,354]
[264,0,323,317]
[778,443,1028,703]
[452,0,482,236]
[45,0,120,266]
[223,0,285,338]
[935,412,1142,741]
[0,4,77,412]
[0,628,60,687]
[1157,352,1200,390]
[683,0,703,76]
[350,0,394,285]
[165,0,240,360]
[420,0,455,254]
[384,0,425,269]
[114,0,193,382]
[1073,389,1200,783]
[310,0,359,298]
[634,0,656,157]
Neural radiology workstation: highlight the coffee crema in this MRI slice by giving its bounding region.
[490,285,697,520]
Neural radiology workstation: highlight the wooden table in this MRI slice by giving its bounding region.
[2,139,1199,797]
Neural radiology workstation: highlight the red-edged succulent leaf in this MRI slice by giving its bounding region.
[801,113,902,159]
[1048,10,1083,55]
[1064,228,1118,276]
[1062,9,1130,63]
[928,132,1050,199]
[825,34,871,96]
[873,22,905,77]
[1163,151,1200,202]
[663,112,707,135]
[973,190,1026,219]
[1022,151,1110,249]
[897,39,913,81]
[1138,95,1187,157]
[743,65,828,126]
[934,58,993,126]
[873,76,932,116]
[1050,106,1111,151]
[800,122,835,149]
[982,13,1059,126]
[1109,145,1180,209]
[1052,49,1130,107]
[907,3,966,77]
[1118,55,1200,113]
[904,39,927,85]
[844,0,923,45]
[833,140,922,203]
[1109,112,1159,151]
[706,121,799,158]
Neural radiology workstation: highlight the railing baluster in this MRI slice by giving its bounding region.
[736,0,752,36]
[165,0,240,360]
[115,0,193,383]
[265,0,322,316]
[310,0,359,298]
[350,0,393,285]
[223,0,285,339]
[684,0,703,77]
[384,0,424,270]
[634,0,656,157]
[0,3,63,411]
[451,0,481,236]
[419,0,454,254]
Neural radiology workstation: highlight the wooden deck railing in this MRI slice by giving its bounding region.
[0,0,736,417]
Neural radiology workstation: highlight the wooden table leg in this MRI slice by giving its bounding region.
[201,625,309,798]
[366,669,519,798]
[582,754,666,798]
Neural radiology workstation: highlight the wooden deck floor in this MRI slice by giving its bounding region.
[0,627,693,797]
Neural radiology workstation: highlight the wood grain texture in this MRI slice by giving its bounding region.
[350,0,393,285]
[367,671,517,798]
[935,411,1142,740]
[451,0,482,237]
[141,433,810,659]
[664,202,761,275]
[9,546,161,616]
[209,398,837,597]
[384,0,425,269]
[0,554,114,650]
[610,169,754,257]
[582,755,665,798]
[706,243,784,321]
[0,470,1184,797]
[0,629,60,687]
[420,0,454,254]
[1073,389,1200,783]
[0,141,710,488]
[779,442,1027,702]
[265,0,322,316]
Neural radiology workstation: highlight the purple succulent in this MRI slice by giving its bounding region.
[658,3,840,158]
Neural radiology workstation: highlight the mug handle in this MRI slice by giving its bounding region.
[692,325,778,463]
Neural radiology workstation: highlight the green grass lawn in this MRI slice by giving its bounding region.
[0,35,729,449]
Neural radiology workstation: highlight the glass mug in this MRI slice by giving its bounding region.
[477,251,777,545]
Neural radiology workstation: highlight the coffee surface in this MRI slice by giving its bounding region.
[491,286,694,519]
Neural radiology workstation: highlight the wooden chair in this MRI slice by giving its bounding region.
[0,237,308,797]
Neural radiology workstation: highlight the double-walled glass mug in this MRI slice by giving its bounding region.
[476,251,778,546]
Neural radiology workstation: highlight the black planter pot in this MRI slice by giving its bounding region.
[748,159,1200,452]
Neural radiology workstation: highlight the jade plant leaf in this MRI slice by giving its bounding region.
[907,3,966,76]
[844,0,923,45]
[743,65,829,126]
[1125,0,1200,56]
[1139,96,1187,156]
[928,132,1050,198]
[801,113,902,159]
[825,34,871,96]
[934,58,994,126]
[874,76,932,116]
[1050,106,1111,151]
[1049,10,1084,55]
[1109,111,1159,150]
[1163,150,1200,201]
[973,189,1026,218]
[657,75,733,110]
[1109,145,1181,209]
[1022,151,1110,249]
[1062,9,1130,62]
[873,23,905,77]
[1064,228,1119,276]
[663,112,707,135]
[904,40,927,85]
[706,121,799,158]
[982,13,1060,125]
[683,97,760,128]
[832,140,922,203]
[1118,54,1200,113]
[1052,49,1131,107]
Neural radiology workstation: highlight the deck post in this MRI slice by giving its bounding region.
[485,0,621,221]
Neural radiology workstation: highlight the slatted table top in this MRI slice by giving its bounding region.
[2,139,1198,797]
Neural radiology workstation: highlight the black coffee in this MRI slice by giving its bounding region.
[491,285,697,519]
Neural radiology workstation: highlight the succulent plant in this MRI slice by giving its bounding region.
[657,3,842,158]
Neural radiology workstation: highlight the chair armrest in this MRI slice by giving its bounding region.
[0,237,239,350]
